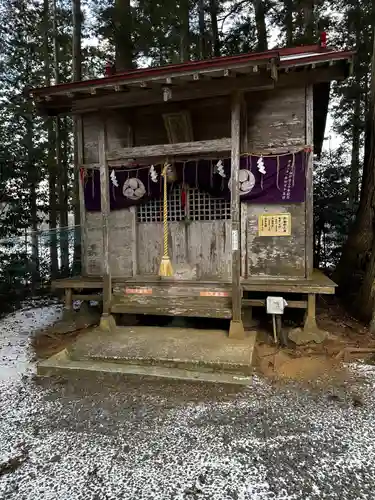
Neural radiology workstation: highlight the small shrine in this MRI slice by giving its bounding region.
[32,43,353,376]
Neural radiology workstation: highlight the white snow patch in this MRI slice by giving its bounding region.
[0,305,62,380]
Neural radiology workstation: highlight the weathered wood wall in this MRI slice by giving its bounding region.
[243,86,306,277]
[137,221,231,279]
[85,209,133,277]
[81,86,307,279]
[82,97,231,164]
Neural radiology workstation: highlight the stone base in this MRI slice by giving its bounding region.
[229,320,245,340]
[99,314,117,332]
[288,326,328,346]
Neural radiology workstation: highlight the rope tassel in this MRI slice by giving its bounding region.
[159,163,173,277]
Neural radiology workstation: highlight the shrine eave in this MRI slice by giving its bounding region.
[30,45,354,117]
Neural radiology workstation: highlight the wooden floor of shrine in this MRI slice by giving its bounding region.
[52,270,336,319]
[52,270,336,293]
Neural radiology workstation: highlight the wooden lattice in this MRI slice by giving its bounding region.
[137,185,231,223]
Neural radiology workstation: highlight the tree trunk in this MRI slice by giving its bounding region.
[72,0,82,82]
[209,0,220,57]
[72,0,82,274]
[314,223,322,268]
[43,0,58,281]
[27,102,39,293]
[303,0,314,42]
[284,0,294,46]
[349,93,361,211]
[337,31,375,316]
[198,0,207,59]
[253,0,268,51]
[349,11,364,212]
[52,0,68,277]
[24,91,38,291]
[21,0,38,292]
[180,0,190,62]
[114,0,133,71]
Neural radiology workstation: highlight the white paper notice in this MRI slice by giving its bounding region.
[232,230,239,251]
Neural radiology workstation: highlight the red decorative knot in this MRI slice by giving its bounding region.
[320,32,327,49]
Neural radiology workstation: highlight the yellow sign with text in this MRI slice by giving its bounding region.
[258,213,291,237]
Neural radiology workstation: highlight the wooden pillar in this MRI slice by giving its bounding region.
[76,115,86,273]
[64,288,73,311]
[305,293,317,328]
[130,206,138,276]
[98,119,115,331]
[305,85,314,278]
[229,91,245,339]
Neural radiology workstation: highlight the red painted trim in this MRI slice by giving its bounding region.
[31,46,354,98]
[279,50,354,66]
[32,49,280,96]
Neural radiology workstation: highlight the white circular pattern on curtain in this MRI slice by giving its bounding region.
[229,170,256,196]
[123,177,146,200]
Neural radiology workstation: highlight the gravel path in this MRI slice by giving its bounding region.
[0,306,374,499]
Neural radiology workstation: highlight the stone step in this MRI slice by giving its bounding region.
[37,350,253,386]
[66,326,255,376]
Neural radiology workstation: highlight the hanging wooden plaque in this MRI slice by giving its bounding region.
[258,213,291,236]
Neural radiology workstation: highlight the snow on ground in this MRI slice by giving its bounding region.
[0,305,62,380]
[0,306,375,499]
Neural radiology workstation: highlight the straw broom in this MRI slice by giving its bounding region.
[159,163,173,277]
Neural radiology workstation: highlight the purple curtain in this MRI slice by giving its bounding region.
[82,151,307,211]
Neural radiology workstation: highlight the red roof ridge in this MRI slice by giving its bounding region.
[31,44,354,97]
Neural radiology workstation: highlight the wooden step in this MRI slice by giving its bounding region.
[111,282,232,319]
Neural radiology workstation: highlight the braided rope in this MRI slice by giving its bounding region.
[162,164,169,258]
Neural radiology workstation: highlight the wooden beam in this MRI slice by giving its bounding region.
[108,138,231,161]
[72,294,103,301]
[305,85,314,278]
[72,75,274,113]
[270,58,278,81]
[229,91,245,339]
[98,119,112,318]
[35,65,349,117]
[242,299,307,309]
[76,115,87,273]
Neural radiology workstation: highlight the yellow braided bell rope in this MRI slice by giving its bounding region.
[159,163,173,277]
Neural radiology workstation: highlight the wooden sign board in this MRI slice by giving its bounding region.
[258,213,291,236]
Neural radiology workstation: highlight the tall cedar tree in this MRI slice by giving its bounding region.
[351,32,375,325]
[114,0,134,70]
[43,0,59,279]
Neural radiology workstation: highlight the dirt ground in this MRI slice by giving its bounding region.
[31,297,375,388]
[253,296,375,386]
[30,304,100,359]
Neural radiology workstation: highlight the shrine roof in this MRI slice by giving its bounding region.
[30,44,353,117]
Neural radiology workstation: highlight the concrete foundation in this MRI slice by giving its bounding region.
[38,325,256,385]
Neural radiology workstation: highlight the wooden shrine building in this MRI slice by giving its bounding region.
[32,43,353,343]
